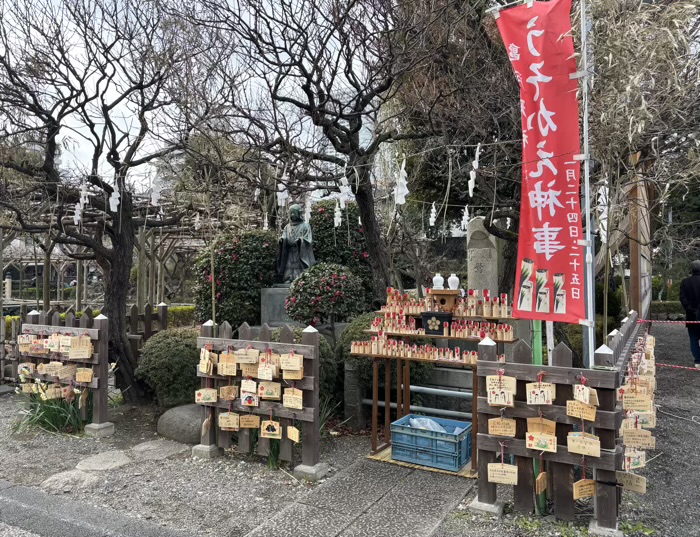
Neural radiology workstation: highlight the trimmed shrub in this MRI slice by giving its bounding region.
[194,230,278,327]
[337,312,434,394]
[271,327,338,403]
[20,287,76,300]
[286,263,366,326]
[135,327,200,407]
[651,301,683,315]
[169,306,196,327]
[310,200,373,303]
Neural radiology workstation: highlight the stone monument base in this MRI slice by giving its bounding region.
[261,286,297,327]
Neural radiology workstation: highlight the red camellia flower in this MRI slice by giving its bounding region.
[359,228,364,233]
[318,208,326,213]
[341,275,347,280]
[216,292,222,300]
[233,254,239,261]
[208,274,213,283]
[263,242,269,247]
[216,280,221,286]
[363,252,369,259]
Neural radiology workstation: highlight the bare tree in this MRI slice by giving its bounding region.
[171,0,470,299]
[0,0,209,402]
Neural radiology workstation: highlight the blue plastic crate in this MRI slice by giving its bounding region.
[390,414,472,472]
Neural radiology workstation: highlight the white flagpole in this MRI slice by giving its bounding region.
[581,0,596,368]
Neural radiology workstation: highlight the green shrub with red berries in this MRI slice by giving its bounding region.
[194,230,278,327]
[285,263,365,326]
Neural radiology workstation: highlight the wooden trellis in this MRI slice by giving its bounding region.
[194,321,323,476]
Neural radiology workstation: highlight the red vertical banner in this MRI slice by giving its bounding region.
[496,0,585,324]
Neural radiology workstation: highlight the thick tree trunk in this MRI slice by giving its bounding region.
[353,166,392,304]
[97,193,149,404]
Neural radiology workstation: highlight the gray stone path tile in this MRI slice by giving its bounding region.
[243,504,355,537]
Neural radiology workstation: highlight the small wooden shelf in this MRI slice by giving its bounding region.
[350,352,476,368]
[363,330,518,344]
[375,311,517,323]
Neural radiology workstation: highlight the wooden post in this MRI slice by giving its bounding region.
[92,315,109,425]
[148,230,156,306]
[551,342,576,521]
[193,321,220,458]
[593,348,620,531]
[237,322,253,454]
[513,340,535,514]
[76,259,83,311]
[143,303,153,342]
[157,303,168,332]
[300,326,320,468]
[475,338,498,506]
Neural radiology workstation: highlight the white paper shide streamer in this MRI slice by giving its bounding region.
[468,143,481,198]
[596,182,609,244]
[334,200,342,228]
[109,184,120,213]
[429,202,437,227]
[460,204,470,231]
[393,158,409,206]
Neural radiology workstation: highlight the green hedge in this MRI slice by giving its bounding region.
[168,306,196,327]
[135,327,200,407]
[651,301,683,315]
[20,287,76,300]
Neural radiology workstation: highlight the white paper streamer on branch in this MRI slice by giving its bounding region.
[596,182,609,244]
[429,202,437,227]
[109,185,120,213]
[460,205,470,231]
[393,158,409,206]
[334,200,342,228]
[73,202,82,226]
[276,184,288,208]
[263,212,269,231]
[468,170,476,198]
[339,176,352,209]
[150,186,161,207]
[194,213,201,231]
[467,142,481,198]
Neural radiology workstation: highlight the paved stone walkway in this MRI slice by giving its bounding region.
[244,460,474,537]
[0,456,472,537]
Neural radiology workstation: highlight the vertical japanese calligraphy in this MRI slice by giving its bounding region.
[497,0,585,323]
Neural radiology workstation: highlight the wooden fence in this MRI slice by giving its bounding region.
[194,321,323,478]
[3,308,113,436]
[473,311,641,530]
[125,303,168,359]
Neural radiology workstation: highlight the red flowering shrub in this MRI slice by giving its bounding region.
[194,230,277,327]
[285,263,365,326]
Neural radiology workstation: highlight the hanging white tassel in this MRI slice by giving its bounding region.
[468,170,476,198]
[429,202,437,227]
[339,176,352,209]
[597,181,609,244]
[194,213,201,231]
[253,187,260,202]
[393,158,409,206]
[460,205,470,231]
[276,185,288,208]
[334,200,342,228]
[108,185,120,212]
[472,143,482,170]
[150,187,161,207]
[73,202,82,226]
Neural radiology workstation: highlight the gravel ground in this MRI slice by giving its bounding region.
[0,523,41,537]
[0,396,370,536]
[1,324,697,537]
[435,323,700,537]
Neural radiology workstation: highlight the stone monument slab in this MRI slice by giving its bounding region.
[467,217,499,297]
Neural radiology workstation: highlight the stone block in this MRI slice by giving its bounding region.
[84,422,115,438]
[468,498,505,517]
[76,450,130,471]
[261,287,295,326]
[293,462,330,482]
[589,520,624,537]
[192,444,223,459]
[343,361,366,430]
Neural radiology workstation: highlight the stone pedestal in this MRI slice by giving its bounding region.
[261,286,295,327]
[192,444,223,459]
[588,520,623,537]
[468,498,505,517]
[467,217,498,296]
[84,422,115,438]
[293,462,330,482]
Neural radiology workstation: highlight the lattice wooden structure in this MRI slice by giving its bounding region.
[194,321,322,475]
[4,308,112,436]
[472,312,642,531]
